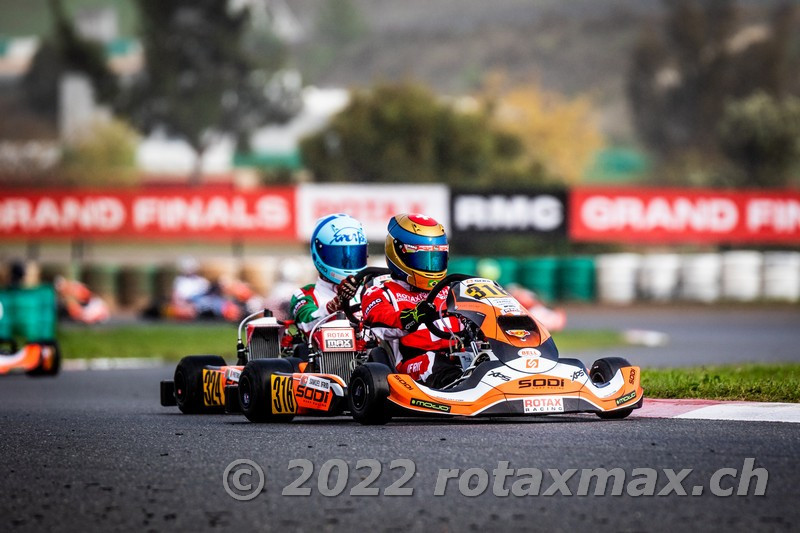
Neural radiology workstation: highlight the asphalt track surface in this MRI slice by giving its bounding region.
[1,366,798,532]
[566,304,800,368]
[2,305,799,532]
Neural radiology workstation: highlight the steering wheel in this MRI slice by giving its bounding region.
[342,266,392,324]
[423,273,474,340]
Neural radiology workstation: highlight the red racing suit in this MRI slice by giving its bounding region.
[361,279,462,386]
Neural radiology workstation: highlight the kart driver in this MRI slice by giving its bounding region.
[361,213,463,389]
[289,213,368,338]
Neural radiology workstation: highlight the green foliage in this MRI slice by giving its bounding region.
[718,92,800,187]
[301,83,535,185]
[628,0,800,160]
[121,1,300,167]
[22,0,117,119]
[61,118,139,186]
[317,0,367,49]
[642,364,800,402]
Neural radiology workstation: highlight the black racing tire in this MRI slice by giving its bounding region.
[174,355,227,414]
[26,341,61,377]
[348,363,392,425]
[283,356,304,373]
[590,357,635,420]
[239,358,296,423]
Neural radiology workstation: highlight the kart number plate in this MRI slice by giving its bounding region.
[202,369,225,407]
[464,281,508,300]
[271,375,297,415]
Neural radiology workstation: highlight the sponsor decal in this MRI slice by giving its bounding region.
[292,299,306,317]
[571,369,586,381]
[321,328,355,351]
[392,292,427,304]
[452,192,566,234]
[522,396,565,413]
[487,371,511,382]
[506,330,531,341]
[225,368,242,383]
[628,368,637,385]
[519,378,565,389]
[410,398,451,412]
[299,374,331,392]
[203,369,225,407]
[271,375,297,415]
[392,375,415,391]
[406,360,423,375]
[294,375,332,411]
[616,390,637,406]
[518,348,541,358]
[362,297,381,317]
[0,188,296,240]
[296,183,449,241]
[525,359,539,369]
[570,188,800,244]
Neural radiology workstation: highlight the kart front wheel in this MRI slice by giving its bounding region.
[591,357,635,420]
[174,355,226,414]
[239,358,296,423]
[348,363,392,425]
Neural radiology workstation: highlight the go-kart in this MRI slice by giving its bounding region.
[159,267,390,419]
[1,285,60,376]
[0,340,60,376]
[346,274,643,424]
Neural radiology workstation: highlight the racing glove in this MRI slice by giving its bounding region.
[325,298,340,314]
[399,301,438,331]
[336,275,359,304]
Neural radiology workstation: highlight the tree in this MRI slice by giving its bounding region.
[300,83,528,185]
[61,118,140,186]
[122,0,300,184]
[488,84,604,185]
[628,0,799,156]
[23,0,117,121]
[718,92,800,187]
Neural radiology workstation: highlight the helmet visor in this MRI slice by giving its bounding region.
[316,242,368,270]
[396,243,449,273]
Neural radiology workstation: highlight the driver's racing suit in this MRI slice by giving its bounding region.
[361,279,463,388]
[289,277,338,336]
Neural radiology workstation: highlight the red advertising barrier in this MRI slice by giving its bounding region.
[570,188,800,243]
[0,188,296,240]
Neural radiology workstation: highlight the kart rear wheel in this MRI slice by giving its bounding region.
[348,363,392,425]
[174,355,227,414]
[239,358,296,423]
[590,357,635,420]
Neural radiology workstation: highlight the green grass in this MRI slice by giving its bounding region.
[552,330,624,353]
[57,324,623,361]
[642,364,800,403]
[59,323,237,361]
[55,325,800,402]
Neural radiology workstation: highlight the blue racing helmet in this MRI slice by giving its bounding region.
[310,214,368,284]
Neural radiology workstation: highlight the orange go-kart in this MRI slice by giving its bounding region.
[346,274,643,425]
[0,341,60,376]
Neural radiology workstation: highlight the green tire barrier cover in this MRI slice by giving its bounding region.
[520,257,559,302]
